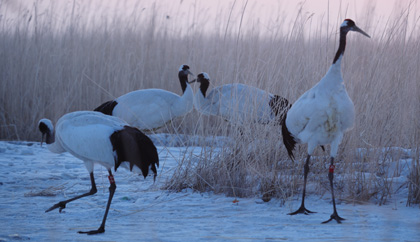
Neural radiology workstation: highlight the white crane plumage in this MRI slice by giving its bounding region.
[193,72,291,125]
[282,19,370,223]
[38,111,159,234]
[94,65,194,131]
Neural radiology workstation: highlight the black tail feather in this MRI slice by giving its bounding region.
[281,112,296,161]
[110,126,159,178]
[94,100,118,115]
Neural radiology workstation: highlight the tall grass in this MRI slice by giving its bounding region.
[1,1,418,204]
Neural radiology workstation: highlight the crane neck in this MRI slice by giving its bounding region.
[39,120,55,144]
[332,31,348,65]
[45,130,55,144]
[321,30,348,87]
[194,80,210,115]
[39,119,66,153]
[199,79,210,98]
[46,127,67,154]
[172,76,193,115]
[178,73,189,93]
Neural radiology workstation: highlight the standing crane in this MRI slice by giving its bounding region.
[39,111,159,234]
[94,65,194,131]
[281,19,370,223]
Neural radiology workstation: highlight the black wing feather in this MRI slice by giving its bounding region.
[94,100,118,115]
[281,112,296,161]
[110,126,159,178]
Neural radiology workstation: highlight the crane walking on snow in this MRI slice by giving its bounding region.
[39,111,159,234]
[281,19,370,223]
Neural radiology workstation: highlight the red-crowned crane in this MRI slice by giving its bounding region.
[94,65,194,131]
[38,111,159,234]
[193,72,290,125]
[281,19,370,223]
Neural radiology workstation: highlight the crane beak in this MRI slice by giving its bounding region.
[186,70,195,83]
[188,78,197,84]
[40,133,45,147]
[353,25,370,38]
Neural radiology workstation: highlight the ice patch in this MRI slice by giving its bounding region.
[20,148,34,155]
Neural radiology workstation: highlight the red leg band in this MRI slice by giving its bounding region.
[329,165,335,173]
[108,175,115,184]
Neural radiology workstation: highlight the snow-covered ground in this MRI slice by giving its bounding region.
[0,138,419,242]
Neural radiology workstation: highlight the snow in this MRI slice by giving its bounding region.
[0,138,419,242]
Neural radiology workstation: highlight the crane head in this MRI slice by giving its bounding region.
[341,19,370,38]
[179,64,194,77]
[196,72,210,97]
[38,119,53,146]
[196,72,210,83]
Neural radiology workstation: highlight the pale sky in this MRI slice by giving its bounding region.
[2,0,418,37]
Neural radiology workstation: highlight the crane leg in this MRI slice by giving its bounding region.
[288,155,316,215]
[45,172,97,213]
[322,157,345,224]
[79,170,116,235]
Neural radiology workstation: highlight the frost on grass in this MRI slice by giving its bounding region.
[165,121,418,206]
[165,122,303,203]
[407,148,420,206]
[24,184,67,197]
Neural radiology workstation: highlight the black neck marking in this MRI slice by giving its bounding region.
[200,79,209,97]
[197,73,210,98]
[39,122,54,144]
[333,31,348,64]
[178,65,191,94]
[178,71,189,93]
